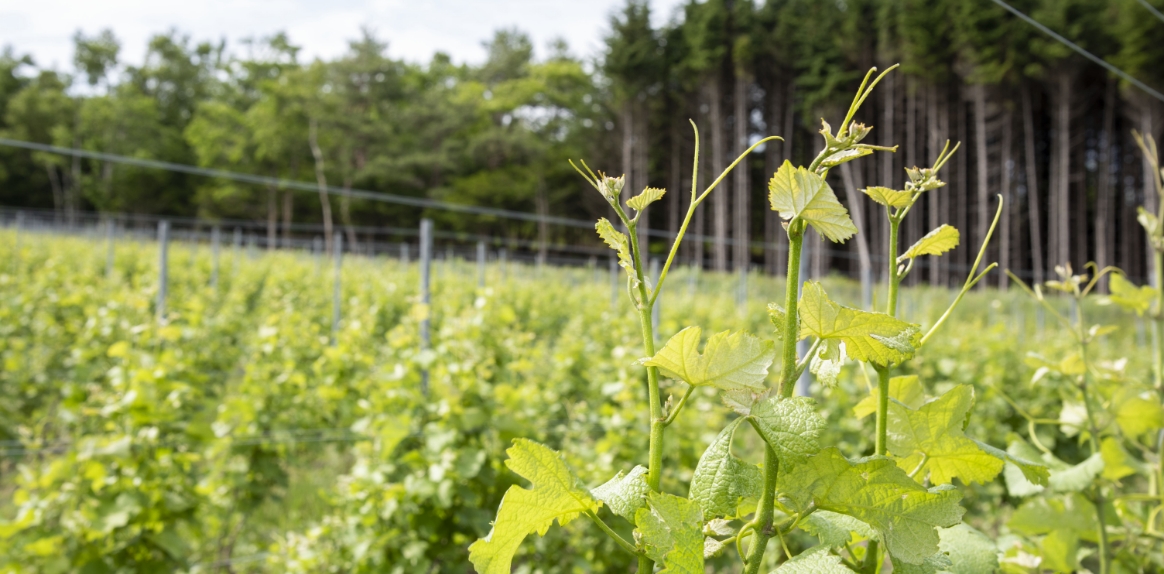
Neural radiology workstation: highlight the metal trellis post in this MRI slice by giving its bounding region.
[157,220,170,324]
[419,218,433,396]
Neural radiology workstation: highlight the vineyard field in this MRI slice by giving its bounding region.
[0,229,1154,573]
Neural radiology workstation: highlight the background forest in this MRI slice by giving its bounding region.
[3,0,1164,286]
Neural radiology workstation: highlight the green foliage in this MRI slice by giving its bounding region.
[468,440,599,574]
[643,326,776,391]
[798,282,921,367]
[634,492,705,574]
[900,225,961,262]
[767,161,858,243]
[689,418,761,519]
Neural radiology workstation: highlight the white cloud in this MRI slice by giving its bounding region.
[1,0,685,72]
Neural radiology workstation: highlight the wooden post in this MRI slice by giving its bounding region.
[477,240,486,288]
[609,255,618,309]
[419,218,433,396]
[210,226,221,288]
[332,233,343,344]
[106,219,116,281]
[650,257,660,342]
[157,220,170,324]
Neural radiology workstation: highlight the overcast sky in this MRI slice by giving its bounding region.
[1,0,686,72]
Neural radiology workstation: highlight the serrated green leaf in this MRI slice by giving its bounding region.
[810,345,845,387]
[768,160,858,242]
[1099,437,1143,481]
[854,375,924,419]
[469,439,599,574]
[591,465,649,521]
[969,438,1049,487]
[894,544,954,572]
[767,303,792,342]
[801,511,877,548]
[626,187,666,211]
[1001,435,1049,497]
[689,418,761,519]
[1114,388,1164,438]
[635,492,704,574]
[1106,273,1158,316]
[643,327,776,391]
[819,146,874,168]
[863,186,913,208]
[777,448,965,564]
[595,218,637,286]
[888,386,1005,485]
[899,225,960,263]
[772,545,856,573]
[937,524,998,574]
[748,396,827,468]
[892,552,954,574]
[1008,493,1096,537]
[798,282,921,367]
[1048,453,1104,492]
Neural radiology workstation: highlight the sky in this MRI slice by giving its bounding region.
[1,0,686,72]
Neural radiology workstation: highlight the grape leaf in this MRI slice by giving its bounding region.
[899,225,960,263]
[772,545,856,573]
[1001,435,1050,497]
[689,418,761,519]
[1100,437,1145,480]
[887,385,1005,485]
[635,492,704,574]
[596,218,637,285]
[1048,453,1104,492]
[768,160,858,243]
[626,187,666,212]
[937,524,998,574]
[1008,493,1095,572]
[643,326,776,391]
[748,395,827,468]
[777,447,965,564]
[1106,273,1158,316]
[798,282,921,367]
[969,438,1048,486]
[863,186,913,209]
[801,510,877,548]
[854,375,924,419]
[1114,388,1164,438]
[892,552,954,574]
[468,439,599,574]
[591,465,649,521]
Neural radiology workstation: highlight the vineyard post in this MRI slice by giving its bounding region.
[736,262,747,310]
[795,231,813,397]
[157,220,169,324]
[499,248,507,282]
[332,233,343,344]
[419,218,433,397]
[609,255,617,308]
[13,211,22,268]
[650,257,660,343]
[246,233,256,259]
[106,219,116,281]
[210,226,221,289]
[313,236,322,273]
[477,240,486,288]
[399,241,409,264]
[231,228,241,278]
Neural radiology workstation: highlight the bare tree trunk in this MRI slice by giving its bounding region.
[636,102,651,256]
[282,191,294,248]
[308,117,335,255]
[267,186,278,250]
[710,79,728,272]
[1140,99,1159,282]
[955,93,968,287]
[881,72,896,282]
[1054,72,1071,269]
[668,116,682,241]
[1000,108,1014,291]
[46,162,64,215]
[536,172,549,266]
[1022,84,1045,284]
[733,70,750,273]
[973,84,990,288]
[340,176,358,251]
[841,163,873,308]
[694,113,709,269]
[764,76,783,275]
[906,78,920,284]
[927,84,943,285]
[1095,77,1116,292]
